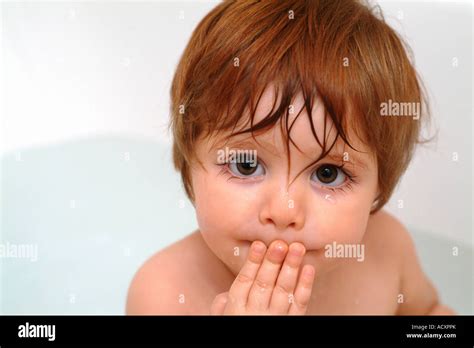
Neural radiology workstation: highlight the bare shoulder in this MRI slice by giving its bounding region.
[364,208,415,263]
[126,231,203,315]
[359,208,417,286]
[365,209,440,314]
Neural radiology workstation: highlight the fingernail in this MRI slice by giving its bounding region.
[290,243,305,256]
[273,241,286,252]
[252,241,265,254]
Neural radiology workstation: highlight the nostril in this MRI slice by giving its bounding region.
[264,217,274,226]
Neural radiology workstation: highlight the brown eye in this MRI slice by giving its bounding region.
[236,162,257,175]
[313,164,344,185]
[229,160,265,177]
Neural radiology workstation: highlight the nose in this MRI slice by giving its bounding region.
[258,183,306,231]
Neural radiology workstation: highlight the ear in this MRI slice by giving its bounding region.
[370,188,381,213]
[372,185,381,206]
[372,195,380,207]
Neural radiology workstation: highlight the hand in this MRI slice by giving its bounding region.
[210,240,315,315]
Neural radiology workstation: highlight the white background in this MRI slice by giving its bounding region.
[2,0,472,246]
[0,0,472,314]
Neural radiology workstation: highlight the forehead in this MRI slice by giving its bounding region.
[209,83,375,168]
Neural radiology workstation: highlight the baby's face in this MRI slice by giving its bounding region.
[190,86,379,277]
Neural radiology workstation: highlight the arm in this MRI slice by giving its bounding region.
[394,221,456,315]
[426,303,457,315]
[126,252,188,315]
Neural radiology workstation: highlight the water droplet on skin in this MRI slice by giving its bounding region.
[324,194,336,204]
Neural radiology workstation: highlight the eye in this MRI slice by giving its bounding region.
[311,164,346,187]
[228,160,265,177]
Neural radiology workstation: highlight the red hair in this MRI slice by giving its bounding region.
[169,0,431,213]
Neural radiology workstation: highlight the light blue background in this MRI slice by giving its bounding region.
[1,136,472,314]
[1,1,472,314]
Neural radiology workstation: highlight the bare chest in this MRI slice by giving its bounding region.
[306,259,400,315]
[177,258,400,315]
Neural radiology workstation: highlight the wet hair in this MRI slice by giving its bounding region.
[169,0,431,213]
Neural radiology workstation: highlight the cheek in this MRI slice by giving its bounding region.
[191,165,375,275]
[300,194,372,274]
[192,170,256,267]
[194,173,248,234]
[308,194,372,247]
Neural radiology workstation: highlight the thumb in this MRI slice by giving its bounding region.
[210,292,229,315]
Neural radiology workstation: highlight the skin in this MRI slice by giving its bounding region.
[210,240,315,315]
[191,86,378,286]
[126,85,456,315]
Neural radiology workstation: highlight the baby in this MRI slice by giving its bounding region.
[126,0,455,315]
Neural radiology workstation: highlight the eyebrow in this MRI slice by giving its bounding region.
[212,137,370,170]
[322,151,370,170]
[215,138,279,154]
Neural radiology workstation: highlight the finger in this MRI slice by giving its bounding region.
[289,264,315,315]
[247,240,288,311]
[210,292,228,315]
[227,240,267,308]
[269,242,306,313]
